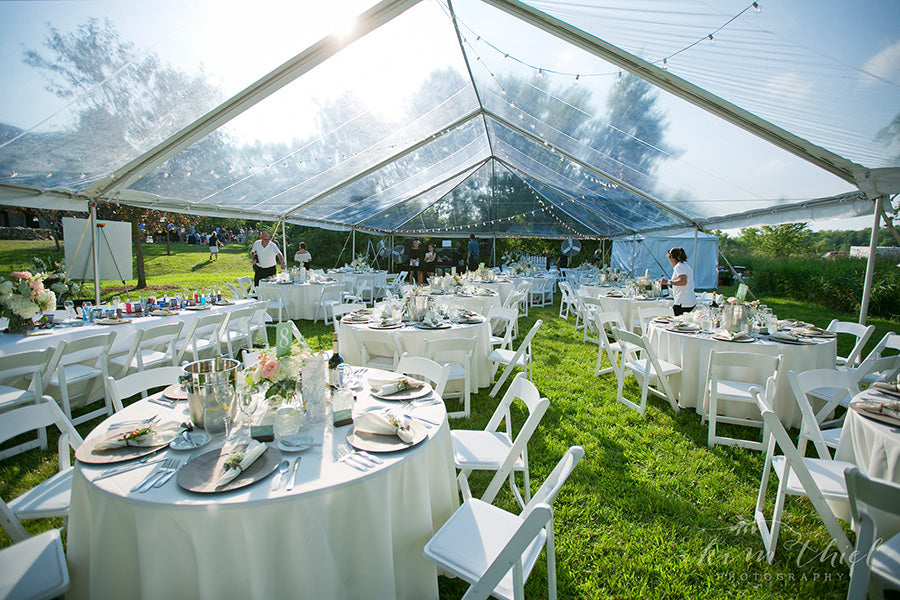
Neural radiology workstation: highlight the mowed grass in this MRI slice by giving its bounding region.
[2,239,898,598]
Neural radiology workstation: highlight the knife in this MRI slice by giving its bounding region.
[285,457,301,491]
[94,456,165,481]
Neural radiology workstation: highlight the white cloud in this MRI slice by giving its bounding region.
[862,39,900,83]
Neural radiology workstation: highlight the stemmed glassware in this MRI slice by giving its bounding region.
[64,300,75,321]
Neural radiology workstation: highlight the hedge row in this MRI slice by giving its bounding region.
[734,256,899,320]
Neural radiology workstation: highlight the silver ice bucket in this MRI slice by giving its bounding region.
[181,357,240,432]
[721,304,748,333]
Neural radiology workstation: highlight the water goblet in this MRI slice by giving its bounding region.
[82,301,93,322]
[64,300,75,320]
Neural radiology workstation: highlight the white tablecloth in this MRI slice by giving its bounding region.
[648,324,836,428]
[256,281,335,320]
[66,370,458,600]
[0,299,257,358]
[476,281,514,304]
[836,389,900,484]
[427,292,501,317]
[338,320,493,390]
[597,294,673,330]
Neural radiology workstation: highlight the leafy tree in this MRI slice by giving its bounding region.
[740,223,811,257]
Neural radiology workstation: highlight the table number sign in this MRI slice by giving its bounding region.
[275,322,292,357]
[736,283,749,302]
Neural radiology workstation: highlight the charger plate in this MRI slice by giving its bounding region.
[76,431,177,464]
[346,420,427,453]
[177,444,280,493]
[851,401,900,428]
[370,381,433,401]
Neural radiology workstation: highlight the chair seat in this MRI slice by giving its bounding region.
[624,357,681,378]
[871,533,900,587]
[0,385,34,409]
[48,363,101,385]
[7,468,73,519]
[0,529,69,600]
[713,379,761,401]
[423,499,545,600]
[110,349,170,369]
[820,427,841,448]
[363,356,395,371]
[489,348,527,368]
[807,386,853,407]
[452,430,525,471]
[771,456,852,500]
[609,340,640,354]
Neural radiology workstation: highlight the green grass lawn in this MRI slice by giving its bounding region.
[1,239,898,598]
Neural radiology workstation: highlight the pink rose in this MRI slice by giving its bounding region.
[10,271,32,280]
[259,358,279,380]
[28,280,44,291]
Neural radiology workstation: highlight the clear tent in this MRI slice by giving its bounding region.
[0,0,897,239]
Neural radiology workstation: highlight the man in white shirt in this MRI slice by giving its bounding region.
[250,231,285,286]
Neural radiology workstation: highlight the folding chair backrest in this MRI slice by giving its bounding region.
[487,306,518,346]
[844,465,900,536]
[226,282,244,300]
[521,446,585,520]
[856,332,900,383]
[638,306,675,335]
[826,319,875,367]
[396,353,451,397]
[504,291,524,310]
[0,495,28,542]
[105,366,184,412]
[708,350,782,385]
[425,336,476,368]
[788,368,859,457]
[43,332,116,388]
[289,321,311,351]
[0,348,53,394]
[0,397,83,452]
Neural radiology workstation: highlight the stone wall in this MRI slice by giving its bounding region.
[0,227,54,241]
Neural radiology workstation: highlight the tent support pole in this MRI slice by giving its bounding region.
[692,228,699,273]
[858,195,883,325]
[352,228,356,259]
[281,219,287,265]
[90,202,101,304]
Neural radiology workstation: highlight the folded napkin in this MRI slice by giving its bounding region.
[216,441,267,487]
[872,382,900,399]
[372,377,424,396]
[717,330,750,341]
[770,331,797,342]
[94,420,181,450]
[354,410,414,443]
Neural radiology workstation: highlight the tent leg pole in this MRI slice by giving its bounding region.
[90,202,101,305]
[352,228,356,258]
[281,219,287,263]
[858,196,882,325]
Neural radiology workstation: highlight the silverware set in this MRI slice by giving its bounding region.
[336,445,383,471]
[130,458,183,493]
[107,415,159,431]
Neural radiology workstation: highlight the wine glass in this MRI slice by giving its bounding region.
[82,301,93,321]
[235,385,258,437]
[64,300,75,320]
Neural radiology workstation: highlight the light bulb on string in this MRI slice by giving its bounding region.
[573,74,580,85]
[662,58,668,71]
[752,2,760,13]
[537,68,544,79]
[707,34,715,44]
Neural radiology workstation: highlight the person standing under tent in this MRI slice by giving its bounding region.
[250,231,285,286]
[661,247,696,316]
[424,243,437,279]
[466,234,479,272]
[408,239,424,284]
[208,228,221,261]
[294,242,312,267]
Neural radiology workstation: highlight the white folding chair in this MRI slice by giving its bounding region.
[288,321,312,351]
[0,521,69,600]
[489,319,542,398]
[236,276,258,299]
[703,350,783,451]
[390,271,408,294]
[826,319,874,368]
[844,466,900,600]
[788,368,859,459]
[611,327,681,415]
[357,330,403,371]
[226,282,245,300]
[249,300,270,346]
[0,348,54,459]
[558,281,577,320]
[504,291,526,337]
[424,446,584,600]
[43,331,116,426]
[219,305,257,359]
[487,306,518,351]
[637,305,675,336]
[515,281,531,315]
[313,283,343,324]
[396,353,450,398]
[571,289,589,334]
[593,311,638,378]
[527,279,547,307]
[580,297,603,344]
[264,286,288,323]
[175,312,227,363]
[452,373,550,508]
[104,366,184,412]
[425,336,476,419]
[108,321,184,378]
[1,396,84,534]
[855,332,900,386]
[752,379,853,564]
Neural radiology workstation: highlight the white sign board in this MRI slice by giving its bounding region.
[63,217,133,281]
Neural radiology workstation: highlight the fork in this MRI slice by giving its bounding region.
[133,458,179,493]
[335,446,369,471]
[151,458,184,488]
[108,415,159,431]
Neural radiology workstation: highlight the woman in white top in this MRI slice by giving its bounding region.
[293,242,312,267]
[661,247,696,316]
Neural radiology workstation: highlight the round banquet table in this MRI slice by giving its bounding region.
[647,323,836,428]
[0,299,258,358]
[477,280,514,304]
[835,389,900,484]
[598,294,673,331]
[427,291,501,317]
[338,319,493,390]
[256,280,336,320]
[66,370,458,600]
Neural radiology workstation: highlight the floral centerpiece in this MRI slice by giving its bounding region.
[243,345,312,407]
[31,257,81,303]
[0,271,57,334]
[349,254,369,270]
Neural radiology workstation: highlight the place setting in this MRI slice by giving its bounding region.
[76,418,184,464]
[345,407,429,453]
[176,439,281,494]
[368,375,433,401]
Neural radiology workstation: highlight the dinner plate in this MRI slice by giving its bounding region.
[162,384,188,401]
[653,317,675,324]
[368,322,402,329]
[851,402,900,428]
[346,420,427,453]
[76,430,178,464]
[370,381,433,401]
[414,322,451,330]
[666,325,700,333]
[177,444,280,493]
[94,318,133,325]
[277,434,316,453]
[213,300,234,306]
[150,309,179,317]
[711,333,755,343]
[456,317,484,325]
[185,305,211,311]
[342,316,370,323]
[169,430,212,451]
[768,334,811,345]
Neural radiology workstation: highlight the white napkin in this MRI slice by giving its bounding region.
[354,411,414,443]
[94,420,181,450]
[716,330,750,341]
[216,441,267,487]
[770,331,797,342]
[369,376,424,396]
